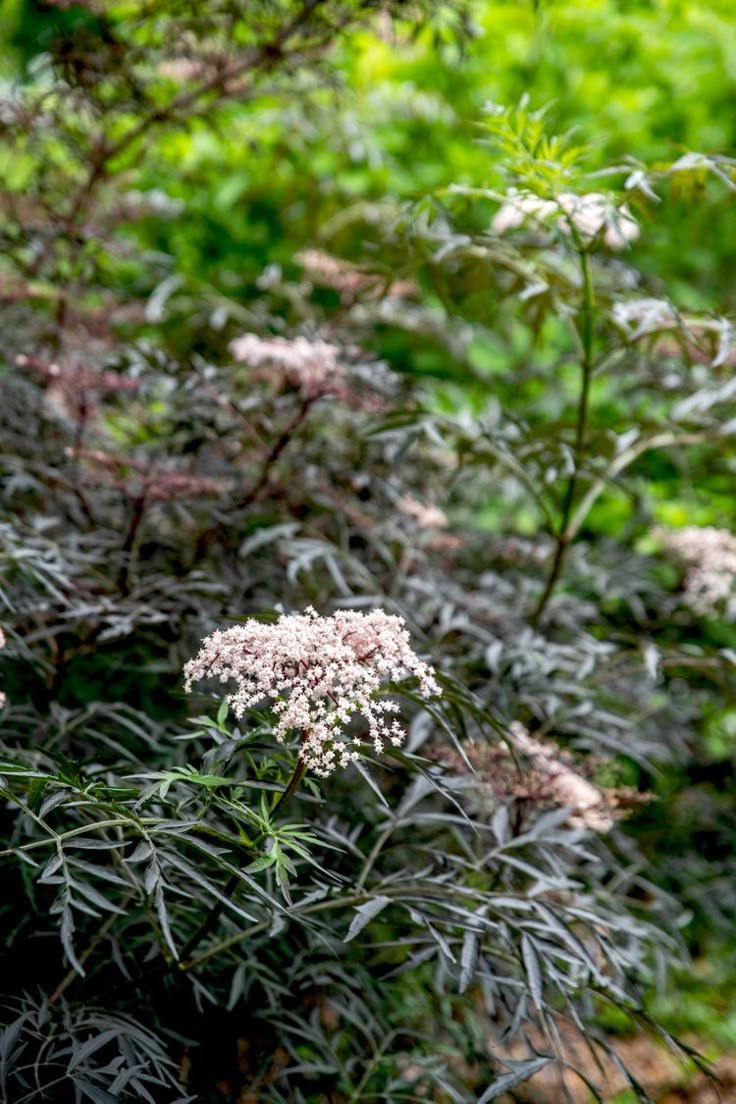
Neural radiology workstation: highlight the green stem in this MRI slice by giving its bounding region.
[355,819,395,892]
[48,895,134,1006]
[530,247,595,627]
[177,752,307,968]
[96,750,308,1003]
[186,883,524,973]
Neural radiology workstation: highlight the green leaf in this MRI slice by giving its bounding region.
[477,1057,553,1102]
[344,896,392,942]
[245,850,278,873]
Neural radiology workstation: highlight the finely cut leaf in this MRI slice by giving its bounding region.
[344,896,392,942]
[477,1057,553,1102]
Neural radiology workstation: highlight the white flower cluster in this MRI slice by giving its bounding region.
[184,608,441,777]
[492,189,639,250]
[612,297,678,336]
[656,525,736,619]
[229,333,346,401]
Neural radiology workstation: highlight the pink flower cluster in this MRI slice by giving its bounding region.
[296,249,417,304]
[68,448,229,502]
[431,722,644,833]
[655,525,736,619]
[398,495,449,530]
[492,189,639,250]
[509,723,617,832]
[184,608,441,777]
[229,333,346,401]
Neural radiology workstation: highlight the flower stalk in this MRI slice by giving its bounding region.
[531,246,596,626]
[176,751,308,969]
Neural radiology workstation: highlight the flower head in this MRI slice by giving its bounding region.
[492,189,639,250]
[229,334,345,400]
[228,332,391,411]
[655,525,736,619]
[67,448,229,502]
[612,298,679,336]
[491,191,558,233]
[430,722,644,833]
[398,495,448,530]
[296,249,417,304]
[184,608,441,777]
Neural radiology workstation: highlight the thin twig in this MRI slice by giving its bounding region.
[48,897,133,1006]
[176,753,308,967]
[117,487,148,595]
[230,397,315,512]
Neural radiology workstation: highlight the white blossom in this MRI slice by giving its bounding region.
[229,333,345,400]
[229,332,394,411]
[157,58,206,83]
[184,608,441,777]
[655,525,736,619]
[493,189,639,250]
[612,297,679,336]
[491,191,558,233]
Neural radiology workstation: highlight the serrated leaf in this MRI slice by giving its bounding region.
[344,896,391,942]
[521,933,543,1011]
[154,885,178,960]
[67,1029,122,1074]
[67,838,121,850]
[144,860,160,895]
[40,852,64,882]
[0,1011,32,1095]
[39,789,71,819]
[69,858,131,886]
[460,929,480,994]
[477,1057,552,1102]
[125,840,154,864]
[74,1077,120,1104]
[73,880,126,915]
[352,760,390,808]
[162,851,259,922]
[245,850,278,874]
[273,862,291,904]
[61,905,85,976]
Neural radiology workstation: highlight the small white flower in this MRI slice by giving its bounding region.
[491,190,558,233]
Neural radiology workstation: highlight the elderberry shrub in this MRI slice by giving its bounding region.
[1,6,735,1102]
